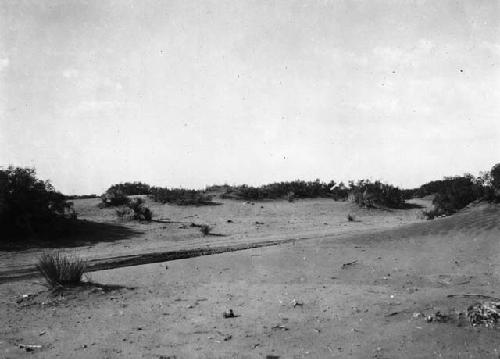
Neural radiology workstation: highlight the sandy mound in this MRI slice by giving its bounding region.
[1,202,500,358]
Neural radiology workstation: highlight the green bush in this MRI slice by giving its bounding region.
[36,252,87,288]
[0,166,76,239]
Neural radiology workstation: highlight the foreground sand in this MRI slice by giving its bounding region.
[2,199,500,358]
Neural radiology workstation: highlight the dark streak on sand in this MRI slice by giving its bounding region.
[0,237,302,284]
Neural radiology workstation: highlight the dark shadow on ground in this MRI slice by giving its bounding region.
[0,220,143,251]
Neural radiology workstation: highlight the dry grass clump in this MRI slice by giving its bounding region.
[36,252,87,288]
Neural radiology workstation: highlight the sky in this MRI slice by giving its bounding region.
[1,0,499,194]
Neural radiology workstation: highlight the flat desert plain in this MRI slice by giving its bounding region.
[2,197,500,358]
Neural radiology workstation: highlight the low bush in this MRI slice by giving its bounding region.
[418,164,500,219]
[149,187,214,205]
[36,252,87,288]
[101,186,130,207]
[115,207,134,221]
[115,198,152,221]
[348,180,405,208]
[128,198,153,221]
[104,182,151,196]
[220,179,338,201]
[421,175,486,219]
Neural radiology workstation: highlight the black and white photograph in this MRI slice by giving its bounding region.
[1,0,500,357]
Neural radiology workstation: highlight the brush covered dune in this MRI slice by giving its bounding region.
[1,164,500,358]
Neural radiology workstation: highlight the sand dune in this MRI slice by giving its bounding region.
[1,200,500,358]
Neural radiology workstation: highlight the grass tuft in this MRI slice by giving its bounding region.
[36,252,87,288]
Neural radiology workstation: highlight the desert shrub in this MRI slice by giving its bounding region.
[101,187,130,207]
[401,188,419,200]
[330,182,349,201]
[115,207,134,221]
[422,175,485,218]
[348,180,404,208]
[0,166,76,239]
[115,198,152,221]
[128,198,153,221]
[105,182,151,196]
[220,179,339,201]
[200,224,212,236]
[36,252,87,288]
[149,187,214,205]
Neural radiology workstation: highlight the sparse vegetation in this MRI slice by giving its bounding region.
[104,182,152,196]
[36,252,87,288]
[348,180,405,208]
[220,179,338,201]
[422,175,483,219]
[0,166,76,240]
[414,164,500,219]
[100,186,130,207]
[150,187,214,205]
[115,207,134,221]
[128,198,153,221]
[115,198,152,221]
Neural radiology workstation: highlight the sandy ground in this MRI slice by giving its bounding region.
[2,198,500,358]
[0,197,429,281]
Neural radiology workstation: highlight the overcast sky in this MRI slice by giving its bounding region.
[1,0,499,194]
